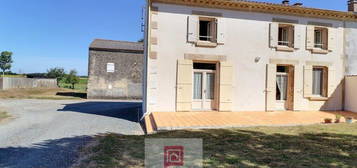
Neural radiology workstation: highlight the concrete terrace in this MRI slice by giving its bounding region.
[145,111,357,133]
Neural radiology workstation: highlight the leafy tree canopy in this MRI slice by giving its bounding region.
[64,69,80,89]
[47,67,65,80]
[0,51,13,76]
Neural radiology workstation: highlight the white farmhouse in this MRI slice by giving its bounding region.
[143,0,357,119]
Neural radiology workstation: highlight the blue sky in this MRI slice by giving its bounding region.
[0,0,145,75]
[0,0,347,75]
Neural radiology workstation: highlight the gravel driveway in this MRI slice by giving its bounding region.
[0,99,144,168]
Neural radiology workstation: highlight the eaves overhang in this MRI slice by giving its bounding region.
[150,0,357,22]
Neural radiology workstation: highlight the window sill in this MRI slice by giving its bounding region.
[308,96,329,101]
[311,49,329,54]
[195,41,218,48]
[276,46,294,52]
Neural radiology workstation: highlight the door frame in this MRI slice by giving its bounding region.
[192,61,219,111]
[275,64,295,111]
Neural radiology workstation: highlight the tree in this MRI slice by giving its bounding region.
[137,38,144,43]
[47,67,65,85]
[64,69,80,89]
[0,51,13,77]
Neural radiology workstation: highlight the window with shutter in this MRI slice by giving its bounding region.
[314,27,328,50]
[294,25,301,49]
[312,66,328,97]
[217,18,225,44]
[198,17,217,43]
[328,28,336,51]
[312,68,324,96]
[191,16,224,47]
[269,23,279,48]
[278,24,294,48]
[187,16,198,43]
[306,26,315,50]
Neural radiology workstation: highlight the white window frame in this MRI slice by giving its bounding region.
[312,66,327,97]
[106,63,115,73]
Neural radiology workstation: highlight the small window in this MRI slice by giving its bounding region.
[314,27,328,50]
[278,24,294,47]
[312,67,327,97]
[107,63,115,73]
[199,17,217,42]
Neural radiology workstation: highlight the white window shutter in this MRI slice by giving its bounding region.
[176,59,193,111]
[187,16,198,43]
[266,64,277,111]
[328,28,336,51]
[328,66,336,97]
[306,25,314,50]
[304,65,313,97]
[294,25,301,49]
[219,62,233,111]
[293,65,303,111]
[217,18,226,44]
[269,23,278,48]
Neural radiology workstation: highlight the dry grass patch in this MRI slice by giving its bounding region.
[0,88,86,100]
[74,123,357,168]
[0,111,10,121]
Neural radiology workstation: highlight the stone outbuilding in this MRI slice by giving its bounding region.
[88,39,143,99]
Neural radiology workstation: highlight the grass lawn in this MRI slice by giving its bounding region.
[74,123,357,168]
[0,88,86,100]
[59,78,88,92]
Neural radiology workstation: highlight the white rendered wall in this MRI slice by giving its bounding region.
[147,3,346,112]
[345,76,357,113]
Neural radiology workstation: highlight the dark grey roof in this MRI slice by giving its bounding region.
[89,39,144,52]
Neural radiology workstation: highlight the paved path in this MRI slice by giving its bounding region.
[0,99,144,168]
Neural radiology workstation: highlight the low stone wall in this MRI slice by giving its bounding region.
[0,77,58,90]
[345,76,357,113]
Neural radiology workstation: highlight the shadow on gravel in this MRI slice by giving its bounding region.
[56,92,87,99]
[57,101,142,122]
[0,136,92,168]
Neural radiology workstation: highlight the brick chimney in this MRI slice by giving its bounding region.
[282,0,289,6]
[348,0,357,12]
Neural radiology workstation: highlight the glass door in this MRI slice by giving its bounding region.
[192,70,215,111]
[202,72,215,110]
[276,73,288,110]
[192,72,203,110]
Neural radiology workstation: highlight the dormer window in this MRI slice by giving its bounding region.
[278,24,294,48]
